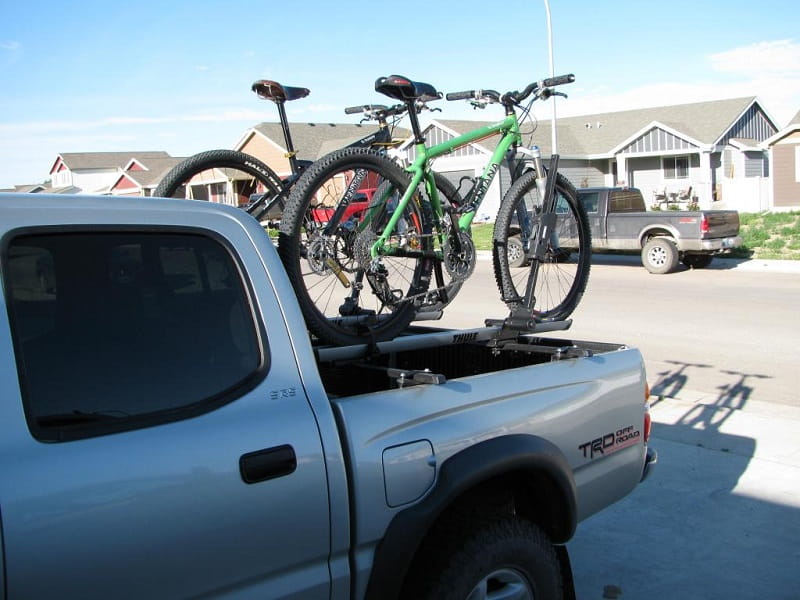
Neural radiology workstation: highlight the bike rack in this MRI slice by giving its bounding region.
[315,313,584,364]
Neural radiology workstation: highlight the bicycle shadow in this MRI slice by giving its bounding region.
[650,359,712,400]
[568,362,799,599]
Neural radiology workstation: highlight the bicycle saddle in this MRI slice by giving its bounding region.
[375,75,440,102]
[251,80,310,102]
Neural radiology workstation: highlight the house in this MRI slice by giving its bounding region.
[49,151,174,194]
[108,156,186,196]
[235,122,411,176]
[405,96,779,219]
[764,109,800,211]
[0,183,48,194]
[160,122,401,206]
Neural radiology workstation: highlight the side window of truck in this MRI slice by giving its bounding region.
[579,192,599,214]
[3,230,266,442]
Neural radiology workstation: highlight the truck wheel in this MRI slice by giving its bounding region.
[642,237,679,274]
[507,236,529,268]
[682,254,713,269]
[403,516,562,600]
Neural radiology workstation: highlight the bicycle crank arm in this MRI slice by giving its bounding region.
[324,257,351,288]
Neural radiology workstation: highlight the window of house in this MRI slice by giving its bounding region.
[3,230,266,442]
[663,156,689,179]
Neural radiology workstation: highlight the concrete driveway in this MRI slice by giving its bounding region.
[436,254,800,599]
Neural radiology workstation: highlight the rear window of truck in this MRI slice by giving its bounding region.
[609,190,645,212]
[3,230,265,442]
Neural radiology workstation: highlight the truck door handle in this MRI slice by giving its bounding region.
[239,444,297,484]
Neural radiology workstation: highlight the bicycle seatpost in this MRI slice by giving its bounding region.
[404,99,426,144]
[274,100,301,176]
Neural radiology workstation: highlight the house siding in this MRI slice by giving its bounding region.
[718,105,777,146]
[239,132,291,176]
[560,159,607,189]
[620,127,697,154]
[772,134,800,208]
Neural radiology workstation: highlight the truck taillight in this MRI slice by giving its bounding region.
[701,215,709,234]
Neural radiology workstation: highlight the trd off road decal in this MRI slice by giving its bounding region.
[579,425,640,459]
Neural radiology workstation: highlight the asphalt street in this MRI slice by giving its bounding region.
[435,253,800,599]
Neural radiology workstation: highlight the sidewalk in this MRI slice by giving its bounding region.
[567,392,800,599]
[591,252,800,274]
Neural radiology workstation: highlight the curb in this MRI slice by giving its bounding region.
[475,250,800,273]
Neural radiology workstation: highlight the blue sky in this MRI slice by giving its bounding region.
[1,0,799,188]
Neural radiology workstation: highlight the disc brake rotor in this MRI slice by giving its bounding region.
[443,231,476,280]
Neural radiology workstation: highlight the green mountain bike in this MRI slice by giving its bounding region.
[279,74,591,346]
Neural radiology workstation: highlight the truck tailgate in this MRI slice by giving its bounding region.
[703,210,740,239]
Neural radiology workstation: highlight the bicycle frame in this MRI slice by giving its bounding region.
[369,113,522,259]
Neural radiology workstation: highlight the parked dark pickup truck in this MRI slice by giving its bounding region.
[576,187,742,274]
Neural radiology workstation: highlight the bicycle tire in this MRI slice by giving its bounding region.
[279,147,433,346]
[154,150,284,219]
[492,170,591,321]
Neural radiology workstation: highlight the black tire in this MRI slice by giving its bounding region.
[154,150,284,220]
[642,237,679,274]
[403,516,562,600]
[278,147,433,346]
[682,253,713,269]
[492,171,591,321]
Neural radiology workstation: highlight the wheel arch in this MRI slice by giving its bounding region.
[638,225,679,248]
[364,433,577,600]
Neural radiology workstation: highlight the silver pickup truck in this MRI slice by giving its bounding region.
[0,193,655,600]
[577,187,742,273]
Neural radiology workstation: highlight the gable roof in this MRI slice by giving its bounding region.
[240,122,411,160]
[789,109,800,125]
[431,97,775,158]
[51,151,172,173]
[109,156,186,191]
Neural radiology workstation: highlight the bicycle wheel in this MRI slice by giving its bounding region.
[492,170,591,321]
[154,150,285,222]
[279,147,433,346]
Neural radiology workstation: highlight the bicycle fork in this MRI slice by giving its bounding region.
[523,152,560,308]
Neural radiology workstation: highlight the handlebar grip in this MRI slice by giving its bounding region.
[445,90,475,101]
[344,105,366,115]
[542,74,575,87]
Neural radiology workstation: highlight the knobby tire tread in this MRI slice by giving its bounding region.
[492,171,591,321]
[279,147,433,346]
[153,149,283,202]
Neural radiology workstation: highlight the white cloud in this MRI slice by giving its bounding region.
[710,39,800,76]
[558,40,800,127]
[1,41,20,51]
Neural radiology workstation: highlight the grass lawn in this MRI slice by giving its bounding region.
[733,211,800,260]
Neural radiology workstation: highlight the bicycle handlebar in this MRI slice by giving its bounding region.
[344,104,388,115]
[447,75,575,106]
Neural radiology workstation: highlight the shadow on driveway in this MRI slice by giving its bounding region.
[567,360,799,599]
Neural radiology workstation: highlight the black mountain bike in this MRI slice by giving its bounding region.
[154,80,458,231]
